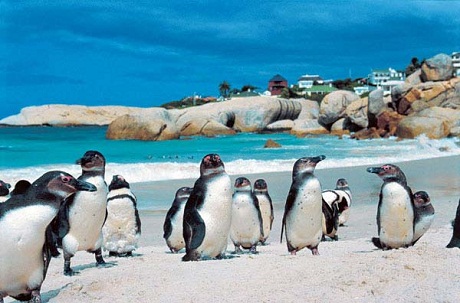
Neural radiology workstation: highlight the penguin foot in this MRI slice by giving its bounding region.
[109,251,119,257]
[446,237,460,248]
[371,237,383,249]
[249,246,259,254]
[310,247,320,256]
[64,268,75,276]
[232,246,243,254]
[289,250,297,256]
[182,250,200,262]
[332,235,339,241]
[30,290,41,303]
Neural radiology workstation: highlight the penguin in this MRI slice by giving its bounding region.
[253,179,274,245]
[0,180,11,203]
[321,195,340,241]
[163,186,193,253]
[102,175,141,257]
[367,164,415,250]
[334,178,352,226]
[411,191,434,245]
[281,155,326,255]
[182,154,233,261]
[447,199,460,248]
[53,150,109,275]
[0,171,96,303]
[11,180,32,196]
[230,177,264,254]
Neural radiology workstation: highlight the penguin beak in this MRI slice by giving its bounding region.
[75,180,97,192]
[367,167,383,174]
[311,155,326,163]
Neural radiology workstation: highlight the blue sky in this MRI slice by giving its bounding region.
[1,0,459,119]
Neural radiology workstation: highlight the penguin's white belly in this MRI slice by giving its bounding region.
[0,205,56,295]
[286,179,322,249]
[413,214,434,242]
[257,195,272,239]
[102,195,139,253]
[230,195,261,247]
[196,175,232,257]
[379,183,414,248]
[167,211,185,250]
[65,178,107,253]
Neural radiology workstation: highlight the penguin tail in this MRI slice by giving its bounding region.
[371,237,383,249]
[446,237,460,248]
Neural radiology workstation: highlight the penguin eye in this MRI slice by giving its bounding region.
[62,176,72,183]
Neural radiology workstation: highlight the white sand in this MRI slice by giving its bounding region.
[4,155,460,302]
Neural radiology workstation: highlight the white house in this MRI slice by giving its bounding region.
[297,74,323,89]
[452,52,460,77]
[369,68,405,95]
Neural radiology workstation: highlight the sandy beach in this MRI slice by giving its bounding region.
[5,155,460,302]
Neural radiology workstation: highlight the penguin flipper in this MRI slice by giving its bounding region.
[322,199,337,234]
[371,237,383,249]
[163,206,178,239]
[135,207,142,235]
[184,210,206,250]
[447,199,460,248]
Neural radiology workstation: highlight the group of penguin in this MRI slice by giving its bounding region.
[163,153,460,261]
[0,150,141,303]
[1,152,460,302]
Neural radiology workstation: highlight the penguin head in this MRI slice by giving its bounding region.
[366,164,407,183]
[253,179,268,192]
[109,175,130,191]
[35,171,97,201]
[0,180,11,196]
[77,150,106,172]
[292,155,326,177]
[414,191,430,208]
[175,186,193,200]
[234,177,252,192]
[200,154,225,176]
[11,180,31,196]
[335,178,349,189]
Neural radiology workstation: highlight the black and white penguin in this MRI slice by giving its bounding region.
[0,171,96,303]
[281,155,326,255]
[412,191,434,245]
[0,180,11,203]
[182,154,233,261]
[53,150,109,275]
[447,199,460,248]
[163,186,193,253]
[253,179,274,244]
[333,178,352,226]
[367,164,415,250]
[230,177,264,254]
[102,175,141,257]
[321,196,340,241]
[11,180,32,196]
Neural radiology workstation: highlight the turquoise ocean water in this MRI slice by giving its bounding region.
[1,126,459,211]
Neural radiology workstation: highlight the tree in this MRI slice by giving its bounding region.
[405,57,421,76]
[218,81,231,98]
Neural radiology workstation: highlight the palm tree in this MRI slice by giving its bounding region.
[218,81,231,99]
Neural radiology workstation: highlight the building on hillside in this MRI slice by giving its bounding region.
[303,84,337,96]
[267,74,288,95]
[452,52,460,77]
[297,74,323,89]
[354,85,376,96]
[369,68,405,95]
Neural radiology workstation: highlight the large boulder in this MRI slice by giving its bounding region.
[396,78,460,114]
[106,109,179,141]
[395,107,460,139]
[368,89,385,115]
[318,90,360,129]
[290,119,329,136]
[0,105,145,126]
[345,97,369,128]
[180,119,236,137]
[174,96,303,134]
[266,119,294,131]
[420,53,453,82]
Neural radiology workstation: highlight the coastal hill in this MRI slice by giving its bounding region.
[1,53,459,140]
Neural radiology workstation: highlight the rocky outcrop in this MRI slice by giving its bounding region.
[420,53,453,82]
[396,107,460,139]
[318,90,360,129]
[106,108,179,141]
[0,105,145,126]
